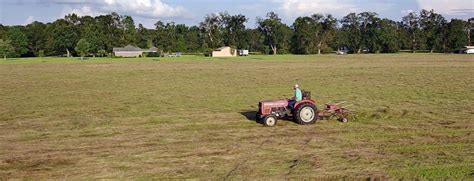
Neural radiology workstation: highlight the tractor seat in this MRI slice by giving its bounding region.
[302,90,311,100]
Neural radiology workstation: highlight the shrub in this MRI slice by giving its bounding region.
[144,52,161,57]
[97,49,107,57]
[38,50,45,57]
[263,46,270,55]
[203,48,213,57]
[321,47,334,54]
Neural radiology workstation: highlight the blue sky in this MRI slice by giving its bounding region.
[1,0,473,28]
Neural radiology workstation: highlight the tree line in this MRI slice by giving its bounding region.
[0,10,473,59]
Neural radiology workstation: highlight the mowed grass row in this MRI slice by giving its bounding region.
[0,54,473,179]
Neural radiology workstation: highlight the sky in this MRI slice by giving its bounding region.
[0,0,473,28]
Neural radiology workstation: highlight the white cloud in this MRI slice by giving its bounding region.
[401,9,414,15]
[101,0,189,18]
[417,0,474,15]
[59,0,190,19]
[272,0,359,18]
[24,16,35,25]
[60,6,101,18]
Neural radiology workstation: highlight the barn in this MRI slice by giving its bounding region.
[212,46,237,57]
[113,45,144,57]
[113,45,159,57]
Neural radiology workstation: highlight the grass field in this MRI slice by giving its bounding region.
[0,54,473,179]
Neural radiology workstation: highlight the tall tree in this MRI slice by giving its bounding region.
[81,16,107,55]
[65,14,81,26]
[199,14,224,49]
[359,12,379,52]
[420,9,446,53]
[25,21,48,56]
[95,13,124,51]
[467,18,474,46]
[292,16,316,54]
[446,19,468,53]
[291,14,337,54]
[258,12,291,55]
[174,24,188,52]
[375,19,400,53]
[121,15,137,45]
[402,12,422,53]
[0,39,15,60]
[185,26,202,52]
[0,24,7,39]
[318,14,337,54]
[153,21,166,51]
[341,13,362,53]
[7,26,29,57]
[51,19,79,57]
[163,22,177,52]
[136,24,151,49]
[331,27,347,52]
[152,22,189,52]
[221,12,248,48]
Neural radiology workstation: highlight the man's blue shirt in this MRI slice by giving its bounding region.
[295,88,302,101]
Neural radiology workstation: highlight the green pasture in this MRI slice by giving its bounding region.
[0,54,473,179]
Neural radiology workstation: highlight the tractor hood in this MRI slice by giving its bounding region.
[259,100,288,107]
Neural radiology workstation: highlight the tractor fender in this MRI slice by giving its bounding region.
[294,100,316,110]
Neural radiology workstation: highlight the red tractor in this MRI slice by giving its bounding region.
[256,91,318,127]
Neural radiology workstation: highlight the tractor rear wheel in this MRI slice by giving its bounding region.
[294,103,317,125]
[263,115,277,127]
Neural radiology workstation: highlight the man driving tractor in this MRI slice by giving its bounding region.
[289,84,302,108]
[257,83,318,126]
[257,83,352,127]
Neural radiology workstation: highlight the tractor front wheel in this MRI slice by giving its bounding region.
[295,103,317,125]
[263,115,277,127]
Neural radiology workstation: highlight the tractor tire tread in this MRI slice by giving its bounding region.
[294,103,318,125]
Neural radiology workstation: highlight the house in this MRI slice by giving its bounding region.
[113,45,143,57]
[463,46,474,54]
[113,45,158,57]
[212,46,237,57]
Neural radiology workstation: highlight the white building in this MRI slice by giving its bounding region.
[212,47,237,57]
[113,45,158,57]
[464,46,474,54]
